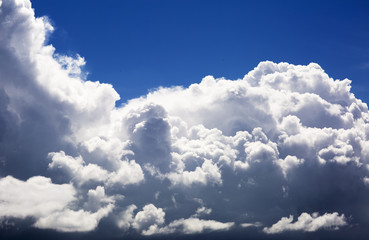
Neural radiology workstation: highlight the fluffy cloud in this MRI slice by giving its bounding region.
[34,204,114,232]
[116,204,138,230]
[167,159,222,186]
[275,155,304,178]
[1,0,369,238]
[0,176,75,219]
[0,175,114,232]
[85,186,115,211]
[107,160,144,186]
[263,212,347,234]
[48,151,109,185]
[132,204,165,232]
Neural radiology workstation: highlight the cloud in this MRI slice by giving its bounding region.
[263,212,348,234]
[143,217,235,235]
[240,222,263,228]
[116,204,137,230]
[107,160,144,186]
[48,150,144,187]
[48,151,109,185]
[132,204,165,232]
[275,155,304,178]
[0,176,75,219]
[192,206,212,218]
[0,175,114,232]
[1,0,369,238]
[85,186,115,211]
[167,158,222,186]
[34,204,114,232]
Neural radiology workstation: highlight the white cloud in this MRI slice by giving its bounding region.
[116,204,137,230]
[263,212,347,234]
[0,176,75,219]
[107,160,144,186]
[240,222,263,228]
[48,151,144,187]
[82,137,134,166]
[167,159,222,186]
[132,204,165,232]
[0,175,114,232]
[275,155,304,178]
[143,217,235,235]
[318,141,358,165]
[245,141,279,163]
[192,206,212,218]
[280,115,302,135]
[34,204,114,232]
[48,151,109,185]
[85,186,115,211]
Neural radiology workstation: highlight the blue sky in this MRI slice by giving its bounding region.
[32,0,369,104]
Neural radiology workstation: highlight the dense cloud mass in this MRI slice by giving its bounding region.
[1,0,369,239]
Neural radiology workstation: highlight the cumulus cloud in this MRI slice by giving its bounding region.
[167,158,222,186]
[107,160,144,186]
[275,155,304,178]
[0,176,75,219]
[116,204,137,230]
[34,204,114,232]
[1,0,369,238]
[263,212,348,234]
[48,151,144,186]
[132,204,165,232]
[48,151,109,185]
[85,186,115,211]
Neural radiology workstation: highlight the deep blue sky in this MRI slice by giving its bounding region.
[32,0,369,105]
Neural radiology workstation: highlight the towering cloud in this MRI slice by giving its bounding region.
[1,0,369,239]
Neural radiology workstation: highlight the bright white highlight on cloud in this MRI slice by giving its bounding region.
[0,176,75,219]
[275,155,304,178]
[1,0,369,237]
[34,204,114,232]
[48,151,110,185]
[143,217,235,235]
[132,204,165,232]
[263,212,347,234]
[240,222,263,228]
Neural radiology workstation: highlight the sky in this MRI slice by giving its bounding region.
[31,0,369,104]
[1,0,369,240]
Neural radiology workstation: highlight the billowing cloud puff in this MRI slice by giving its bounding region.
[0,176,75,219]
[48,151,110,185]
[1,0,369,239]
[34,204,114,232]
[132,204,165,232]
[263,212,347,234]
